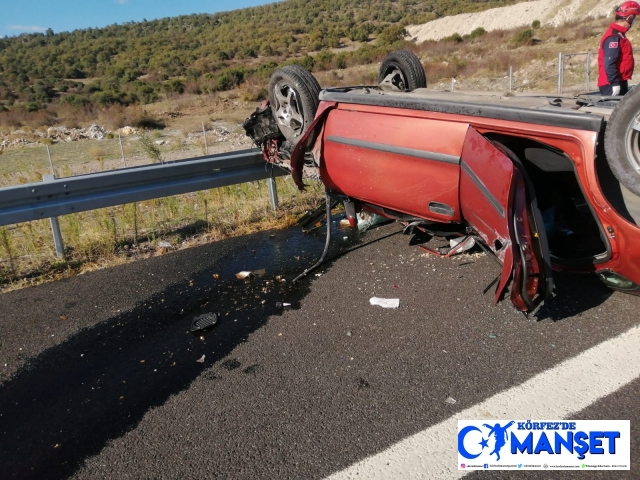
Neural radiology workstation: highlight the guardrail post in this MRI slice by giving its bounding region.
[43,175,65,258]
[49,217,65,258]
[267,177,278,212]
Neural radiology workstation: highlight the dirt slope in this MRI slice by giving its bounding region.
[407,0,620,42]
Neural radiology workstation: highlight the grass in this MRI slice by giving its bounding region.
[0,176,324,291]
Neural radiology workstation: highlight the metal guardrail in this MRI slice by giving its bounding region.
[0,148,285,227]
[0,148,286,255]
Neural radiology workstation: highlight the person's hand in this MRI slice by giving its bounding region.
[612,85,621,96]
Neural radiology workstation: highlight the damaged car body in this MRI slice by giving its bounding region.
[243,51,640,312]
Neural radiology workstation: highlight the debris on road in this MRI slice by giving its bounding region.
[369,297,400,309]
[235,271,254,280]
[357,212,388,232]
[449,236,476,253]
[445,397,457,405]
[191,313,218,333]
[276,302,292,309]
[196,355,206,363]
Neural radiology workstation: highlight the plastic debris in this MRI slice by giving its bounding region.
[445,397,457,405]
[357,212,389,232]
[276,302,292,309]
[369,297,400,309]
[235,271,253,280]
[449,236,476,254]
[339,219,351,228]
[158,241,172,248]
[191,313,218,333]
[196,355,205,363]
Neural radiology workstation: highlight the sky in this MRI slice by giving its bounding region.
[2,0,277,38]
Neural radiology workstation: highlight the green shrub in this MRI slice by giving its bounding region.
[444,33,463,43]
[511,29,534,47]
[25,102,40,112]
[468,27,486,40]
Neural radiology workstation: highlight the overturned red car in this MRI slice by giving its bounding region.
[243,50,640,312]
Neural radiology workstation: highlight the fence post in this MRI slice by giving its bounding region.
[267,177,278,212]
[509,66,513,93]
[586,53,591,91]
[202,122,209,155]
[558,52,564,94]
[118,133,127,167]
[46,145,55,177]
[43,175,65,258]
[451,78,455,91]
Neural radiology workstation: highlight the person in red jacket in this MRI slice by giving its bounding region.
[598,1,640,96]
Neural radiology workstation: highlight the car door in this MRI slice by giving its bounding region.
[319,105,468,223]
[459,127,553,312]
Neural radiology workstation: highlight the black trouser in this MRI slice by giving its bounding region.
[599,80,628,96]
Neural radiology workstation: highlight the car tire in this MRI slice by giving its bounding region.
[604,85,640,196]
[377,50,427,92]
[268,65,321,144]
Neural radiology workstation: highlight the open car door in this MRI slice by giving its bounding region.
[459,128,553,312]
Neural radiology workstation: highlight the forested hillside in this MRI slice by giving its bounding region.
[0,0,519,122]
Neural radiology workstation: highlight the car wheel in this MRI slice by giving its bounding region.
[604,85,640,196]
[268,65,321,144]
[377,50,427,92]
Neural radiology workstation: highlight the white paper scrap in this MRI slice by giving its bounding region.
[369,297,400,309]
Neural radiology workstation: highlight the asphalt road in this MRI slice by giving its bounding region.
[0,221,638,479]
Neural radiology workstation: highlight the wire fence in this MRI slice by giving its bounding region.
[0,124,253,188]
[438,52,598,95]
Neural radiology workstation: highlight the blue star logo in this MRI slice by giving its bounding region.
[479,437,489,449]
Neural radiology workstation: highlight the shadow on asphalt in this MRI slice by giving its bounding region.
[403,230,615,323]
[534,271,613,322]
[0,225,355,480]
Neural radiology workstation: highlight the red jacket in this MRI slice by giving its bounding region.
[598,23,634,87]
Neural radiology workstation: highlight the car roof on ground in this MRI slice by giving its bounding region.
[319,87,608,132]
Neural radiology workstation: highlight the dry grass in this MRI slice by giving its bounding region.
[0,177,324,291]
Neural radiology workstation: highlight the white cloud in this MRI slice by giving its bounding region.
[8,25,47,32]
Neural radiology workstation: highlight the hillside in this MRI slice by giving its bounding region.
[0,0,520,123]
[406,0,619,41]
